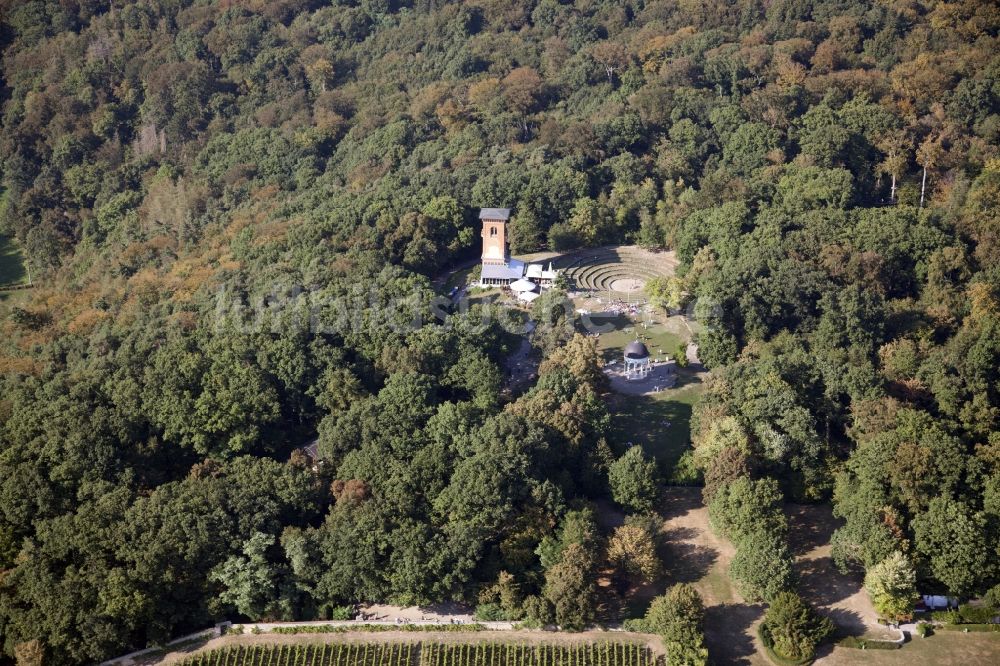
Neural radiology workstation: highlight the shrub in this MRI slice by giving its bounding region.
[760,592,834,662]
[936,623,1000,632]
[983,584,1000,609]
[668,450,701,486]
[621,617,651,633]
[700,447,750,504]
[915,622,932,637]
[474,603,506,621]
[955,605,997,624]
[864,552,917,622]
[836,636,901,650]
[477,571,524,621]
[607,520,661,583]
[521,595,554,627]
[931,606,998,625]
[643,584,708,666]
[328,605,356,621]
[757,624,812,666]
[707,477,786,545]
[270,623,488,634]
[930,609,961,624]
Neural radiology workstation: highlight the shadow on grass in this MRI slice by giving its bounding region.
[586,315,685,363]
[607,393,696,473]
[796,556,864,610]
[660,487,703,521]
[660,538,719,587]
[704,603,764,665]
[825,608,868,638]
[0,235,27,287]
[786,504,844,556]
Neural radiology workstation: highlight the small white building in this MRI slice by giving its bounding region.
[623,340,651,380]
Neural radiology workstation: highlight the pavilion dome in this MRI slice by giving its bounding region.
[624,340,650,359]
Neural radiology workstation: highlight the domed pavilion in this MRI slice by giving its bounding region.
[623,340,651,380]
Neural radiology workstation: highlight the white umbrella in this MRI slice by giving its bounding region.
[510,278,538,292]
[517,291,541,303]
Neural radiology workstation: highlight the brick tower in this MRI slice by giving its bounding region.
[480,208,511,266]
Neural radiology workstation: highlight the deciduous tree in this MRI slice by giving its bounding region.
[864,551,917,622]
[608,446,661,514]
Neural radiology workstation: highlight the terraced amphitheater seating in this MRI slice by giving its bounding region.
[552,246,677,292]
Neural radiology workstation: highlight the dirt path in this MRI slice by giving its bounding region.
[157,630,668,665]
[785,503,895,648]
[658,487,766,666]
[359,602,475,623]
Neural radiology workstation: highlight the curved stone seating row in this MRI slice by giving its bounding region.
[568,262,662,283]
[562,252,669,273]
[556,254,620,273]
[548,246,677,293]
[586,273,654,291]
[569,262,668,291]
[590,272,656,290]
[571,263,612,287]
[567,259,664,280]
[563,254,658,275]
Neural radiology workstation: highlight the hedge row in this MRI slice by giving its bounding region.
[835,637,900,650]
[930,606,998,625]
[936,624,1000,632]
[756,624,813,666]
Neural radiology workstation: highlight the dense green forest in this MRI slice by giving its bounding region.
[0,0,999,663]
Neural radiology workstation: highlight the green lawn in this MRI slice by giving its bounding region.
[589,312,705,476]
[465,287,502,308]
[0,235,28,287]
[589,313,685,364]
[607,383,704,475]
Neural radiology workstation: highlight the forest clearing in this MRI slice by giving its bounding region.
[0,234,27,287]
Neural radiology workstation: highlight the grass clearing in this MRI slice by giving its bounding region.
[465,288,505,310]
[0,235,28,287]
[587,312,704,475]
[607,386,703,473]
[817,630,1000,664]
[444,265,476,291]
[588,314,685,366]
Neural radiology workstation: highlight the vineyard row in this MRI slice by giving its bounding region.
[179,640,661,666]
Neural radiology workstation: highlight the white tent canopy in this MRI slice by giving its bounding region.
[517,290,541,303]
[510,278,538,292]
